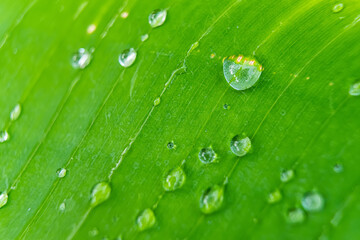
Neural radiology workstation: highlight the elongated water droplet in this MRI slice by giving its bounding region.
[286,208,306,224]
[199,184,224,214]
[90,182,111,207]
[0,192,8,208]
[223,55,263,90]
[141,34,149,42]
[10,104,21,121]
[71,48,92,69]
[154,97,161,106]
[230,135,251,157]
[349,81,360,96]
[198,147,216,164]
[280,169,295,182]
[0,130,9,143]
[56,168,67,178]
[118,48,137,67]
[59,202,66,211]
[136,208,156,231]
[268,189,282,204]
[332,3,344,13]
[148,9,167,28]
[163,167,186,191]
[301,191,324,212]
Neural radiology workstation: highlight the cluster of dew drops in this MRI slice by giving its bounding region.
[0,3,359,237]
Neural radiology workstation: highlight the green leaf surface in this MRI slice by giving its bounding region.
[1,0,360,239]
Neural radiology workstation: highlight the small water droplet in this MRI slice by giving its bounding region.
[120,11,129,19]
[136,208,156,231]
[199,184,224,214]
[88,227,99,237]
[59,202,66,211]
[90,182,111,207]
[267,189,282,204]
[349,81,360,96]
[148,9,167,28]
[0,192,8,208]
[167,141,175,149]
[223,104,230,110]
[87,24,96,34]
[332,3,344,13]
[286,208,306,224]
[10,103,21,121]
[0,130,9,143]
[333,163,343,173]
[230,135,251,157]
[141,33,149,42]
[118,48,137,68]
[71,48,92,69]
[154,97,161,106]
[163,167,186,191]
[210,53,216,59]
[198,147,217,164]
[56,168,67,178]
[301,191,324,212]
[280,169,295,182]
[223,55,263,90]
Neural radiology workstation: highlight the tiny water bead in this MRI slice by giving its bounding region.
[136,208,156,231]
[199,184,224,214]
[349,81,360,96]
[230,135,251,157]
[286,208,306,224]
[267,189,282,204]
[56,168,67,178]
[10,103,21,121]
[301,191,324,212]
[163,167,186,191]
[198,147,217,164]
[333,163,343,173]
[154,97,161,106]
[0,130,9,143]
[88,228,99,237]
[332,3,344,13]
[0,192,8,208]
[223,104,230,110]
[59,202,66,211]
[223,55,263,90]
[71,48,93,69]
[90,182,111,207]
[280,169,295,182]
[148,9,167,28]
[167,141,175,149]
[118,48,137,68]
[141,33,149,42]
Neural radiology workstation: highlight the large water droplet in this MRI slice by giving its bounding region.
[332,3,344,13]
[280,169,295,182]
[90,182,111,207]
[198,147,217,164]
[349,81,360,96]
[136,208,156,231]
[223,55,263,90]
[267,189,282,204]
[56,168,67,178]
[0,192,8,208]
[118,48,137,67]
[0,130,9,143]
[163,166,186,191]
[301,191,324,212]
[286,208,306,224]
[199,184,224,214]
[10,104,21,121]
[148,9,167,28]
[71,48,92,69]
[230,135,251,157]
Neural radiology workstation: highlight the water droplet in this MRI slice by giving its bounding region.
[223,104,230,110]
[148,9,167,28]
[59,202,66,211]
[56,168,67,178]
[154,97,161,106]
[90,182,111,207]
[223,55,263,90]
[163,167,186,191]
[167,141,175,149]
[286,208,306,224]
[333,163,343,173]
[349,81,360,96]
[0,130,9,143]
[332,3,344,13]
[301,191,324,212]
[210,53,216,59]
[136,208,156,231]
[230,135,251,157]
[198,147,217,164]
[120,11,129,19]
[71,48,92,69]
[267,189,282,204]
[88,227,99,237]
[141,34,149,42]
[0,192,8,208]
[118,48,137,68]
[87,24,96,34]
[199,184,224,214]
[280,169,295,182]
[10,103,21,121]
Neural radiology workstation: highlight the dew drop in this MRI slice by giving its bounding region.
[154,97,161,106]
[301,191,324,212]
[167,141,175,149]
[280,169,295,182]
[230,135,251,157]
[223,104,230,110]
[198,147,217,164]
[286,208,306,224]
[332,3,344,13]
[87,24,96,34]
[88,227,99,237]
[136,208,156,231]
[333,163,343,173]
[71,48,92,69]
[118,48,137,67]
[59,202,66,211]
[0,192,8,208]
[0,130,9,143]
[349,81,360,96]
[148,9,167,28]
[141,33,149,42]
[223,55,263,90]
[56,168,67,178]
[267,189,282,204]
[10,103,21,121]
[90,182,111,207]
[163,166,186,191]
[120,11,129,19]
[199,184,224,214]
